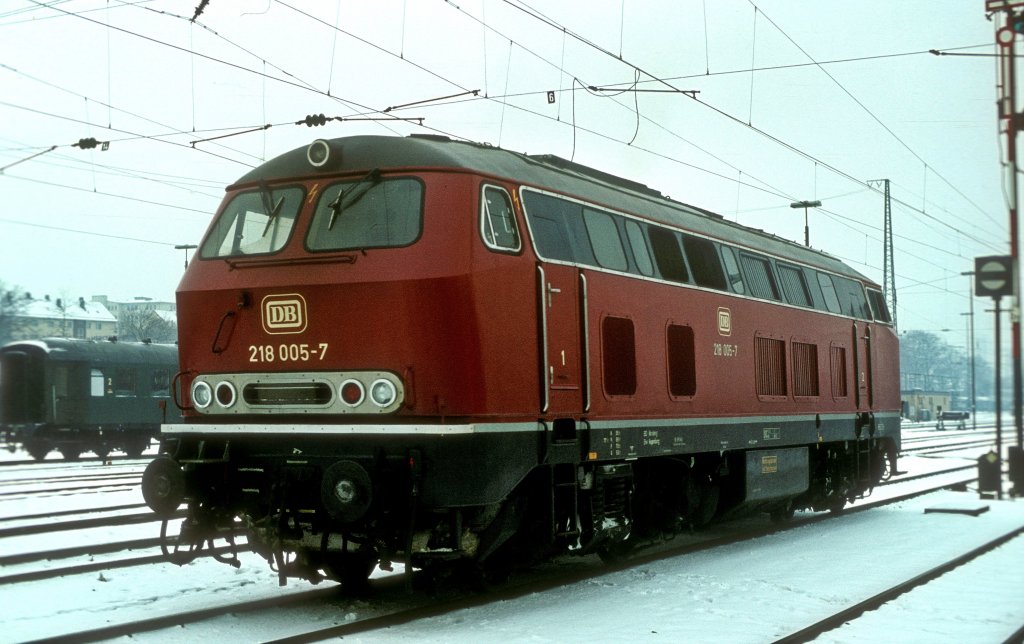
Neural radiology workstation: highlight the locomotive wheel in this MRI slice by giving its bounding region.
[323,548,378,591]
[769,502,795,524]
[597,537,635,564]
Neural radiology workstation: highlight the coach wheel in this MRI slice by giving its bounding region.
[26,442,51,461]
[94,446,110,460]
[125,438,149,459]
[60,446,81,461]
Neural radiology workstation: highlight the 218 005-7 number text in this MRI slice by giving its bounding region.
[249,343,329,363]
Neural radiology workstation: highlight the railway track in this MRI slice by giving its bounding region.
[1,431,1006,642]
[12,461,982,643]
[774,529,1024,643]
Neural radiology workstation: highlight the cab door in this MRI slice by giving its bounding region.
[537,264,587,414]
[853,321,874,409]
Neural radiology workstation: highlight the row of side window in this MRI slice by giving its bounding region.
[600,317,850,401]
[481,183,893,324]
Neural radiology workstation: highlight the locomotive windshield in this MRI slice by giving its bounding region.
[306,176,422,252]
[200,186,304,259]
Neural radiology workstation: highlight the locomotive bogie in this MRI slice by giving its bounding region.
[147,135,901,586]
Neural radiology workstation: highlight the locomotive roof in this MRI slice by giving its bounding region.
[232,134,872,285]
[0,338,178,366]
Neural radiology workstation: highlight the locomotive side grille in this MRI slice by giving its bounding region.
[792,342,819,397]
[830,346,848,398]
[242,382,333,406]
[755,336,787,397]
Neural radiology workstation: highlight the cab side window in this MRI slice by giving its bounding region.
[481,186,521,252]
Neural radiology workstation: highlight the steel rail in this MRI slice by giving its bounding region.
[772,528,1024,643]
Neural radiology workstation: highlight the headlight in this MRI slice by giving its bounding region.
[192,381,212,409]
[307,139,331,167]
[215,381,237,408]
[369,379,397,407]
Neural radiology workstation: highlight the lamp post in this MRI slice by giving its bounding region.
[790,200,822,247]
[961,270,977,431]
[175,244,198,268]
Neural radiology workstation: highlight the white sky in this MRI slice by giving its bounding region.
[0,0,1012,352]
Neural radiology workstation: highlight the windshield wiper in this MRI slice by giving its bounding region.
[259,181,285,237]
[327,168,381,230]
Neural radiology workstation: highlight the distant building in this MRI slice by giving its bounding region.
[901,389,952,422]
[8,294,117,341]
[91,295,177,343]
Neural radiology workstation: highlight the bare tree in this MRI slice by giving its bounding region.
[0,282,26,345]
[118,308,177,343]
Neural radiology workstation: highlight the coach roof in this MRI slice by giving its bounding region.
[1,338,178,366]
[231,134,870,283]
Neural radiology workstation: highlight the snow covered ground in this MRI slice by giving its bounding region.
[2,420,1023,642]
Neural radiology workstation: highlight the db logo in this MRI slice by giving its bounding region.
[261,294,307,335]
[717,307,732,337]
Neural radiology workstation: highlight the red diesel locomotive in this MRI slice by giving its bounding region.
[142,134,900,587]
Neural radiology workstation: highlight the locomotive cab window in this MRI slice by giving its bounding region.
[866,288,892,324]
[307,176,423,252]
[480,185,521,252]
[200,186,304,258]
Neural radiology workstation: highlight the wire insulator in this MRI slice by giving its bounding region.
[75,137,100,150]
[301,114,328,127]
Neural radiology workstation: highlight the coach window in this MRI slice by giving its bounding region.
[112,368,136,397]
[624,220,654,276]
[602,316,637,396]
[583,208,628,271]
[649,227,689,283]
[308,177,422,252]
[682,235,727,290]
[481,186,521,252]
[720,246,745,294]
[739,253,779,301]
[201,186,304,258]
[667,324,697,397]
[151,370,170,397]
[778,264,812,307]
[90,369,104,397]
[816,273,842,313]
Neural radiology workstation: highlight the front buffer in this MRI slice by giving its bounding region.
[141,422,542,587]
